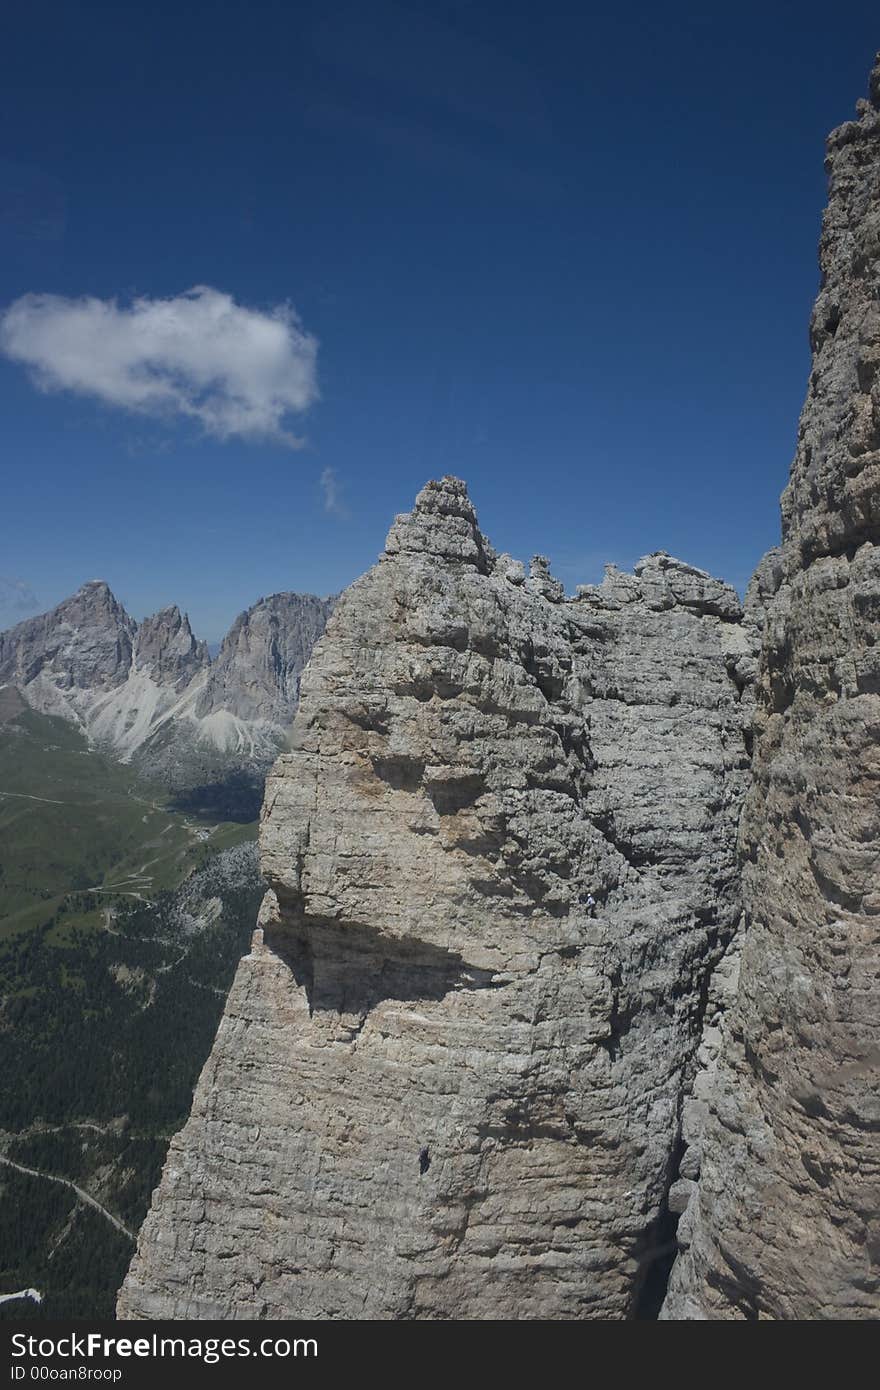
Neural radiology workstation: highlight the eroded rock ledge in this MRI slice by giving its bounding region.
[119,477,755,1319]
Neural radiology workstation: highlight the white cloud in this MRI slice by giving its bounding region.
[0,286,318,445]
[319,465,347,517]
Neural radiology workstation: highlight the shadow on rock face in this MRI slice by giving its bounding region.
[263,917,503,1019]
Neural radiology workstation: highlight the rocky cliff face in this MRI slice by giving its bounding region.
[0,586,333,782]
[118,478,755,1319]
[661,57,880,1320]
[196,593,335,726]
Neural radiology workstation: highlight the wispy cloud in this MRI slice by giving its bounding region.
[0,576,40,629]
[319,466,348,517]
[0,159,66,245]
[0,286,318,445]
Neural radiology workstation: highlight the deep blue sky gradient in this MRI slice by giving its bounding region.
[1,1,878,638]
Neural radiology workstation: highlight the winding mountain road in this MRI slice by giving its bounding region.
[0,1154,135,1242]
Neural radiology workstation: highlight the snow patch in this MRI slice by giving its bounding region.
[0,1286,43,1306]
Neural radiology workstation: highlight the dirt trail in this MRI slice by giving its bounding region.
[0,1154,135,1241]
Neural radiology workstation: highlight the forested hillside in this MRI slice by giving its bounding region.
[0,704,262,1317]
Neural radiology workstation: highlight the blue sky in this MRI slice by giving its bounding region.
[1,1,877,640]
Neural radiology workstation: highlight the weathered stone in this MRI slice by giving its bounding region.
[668,1179,696,1216]
[119,476,754,1320]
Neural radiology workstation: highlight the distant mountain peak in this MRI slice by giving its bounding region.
[0,580,335,782]
[134,605,210,690]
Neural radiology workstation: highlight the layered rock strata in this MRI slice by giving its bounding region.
[662,58,880,1320]
[119,477,754,1319]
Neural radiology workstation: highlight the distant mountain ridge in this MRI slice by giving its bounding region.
[0,581,335,793]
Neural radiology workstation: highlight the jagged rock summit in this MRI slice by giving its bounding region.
[0,580,136,702]
[119,475,755,1319]
[134,606,209,690]
[0,583,335,785]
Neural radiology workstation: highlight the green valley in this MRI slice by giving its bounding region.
[0,703,262,1318]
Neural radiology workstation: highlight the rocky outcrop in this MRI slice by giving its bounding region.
[118,477,755,1320]
[0,586,333,782]
[661,57,880,1320]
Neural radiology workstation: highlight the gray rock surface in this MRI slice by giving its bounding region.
[661,56,880,1321]
[118,476,754,1320]
[196,592,335,725]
